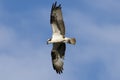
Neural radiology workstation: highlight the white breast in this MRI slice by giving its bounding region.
[52,33,64,42]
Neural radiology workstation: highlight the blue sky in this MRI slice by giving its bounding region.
[0,0,120,80]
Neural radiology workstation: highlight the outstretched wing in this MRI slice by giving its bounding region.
[51,43,66,74]
[50,1,65,36]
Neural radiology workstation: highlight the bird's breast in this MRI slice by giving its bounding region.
[52,33,64,42]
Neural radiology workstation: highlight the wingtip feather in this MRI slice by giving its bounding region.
[51,50,64,74]
[52,1,61,10]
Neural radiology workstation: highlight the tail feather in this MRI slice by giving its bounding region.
[69,38,76,45]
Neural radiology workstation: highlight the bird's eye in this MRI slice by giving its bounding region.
[48,39,51,41]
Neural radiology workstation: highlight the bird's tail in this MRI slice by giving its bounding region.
[69,38,76,45]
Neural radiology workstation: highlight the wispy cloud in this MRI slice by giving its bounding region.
[63,9,120,80]
[0,1,120,80]
[0,25,57,80]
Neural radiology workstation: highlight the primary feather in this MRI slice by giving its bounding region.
[50,1,65,36]
[51,43,66,74]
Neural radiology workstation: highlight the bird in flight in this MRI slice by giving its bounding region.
[47,1,76,74]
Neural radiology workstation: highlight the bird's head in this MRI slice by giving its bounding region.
[47,38,52,45]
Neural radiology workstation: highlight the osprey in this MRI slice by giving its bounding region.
[47,1,76,74]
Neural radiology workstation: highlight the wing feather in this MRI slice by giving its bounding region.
[51,43,66,74]
[50,1,65,36]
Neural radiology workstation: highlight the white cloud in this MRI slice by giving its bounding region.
[0,25,73,80]
[0,25,48,79]
[0,26,16,49]
[0,1,120,80]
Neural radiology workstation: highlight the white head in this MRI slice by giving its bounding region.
[47,38,52,44]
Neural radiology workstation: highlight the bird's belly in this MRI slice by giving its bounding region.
[52,34,64,42]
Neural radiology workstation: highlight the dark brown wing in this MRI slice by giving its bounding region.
[51,43,66,74]
[50,1,65,36]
